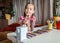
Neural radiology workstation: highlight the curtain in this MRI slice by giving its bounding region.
[53,0,56,16]
[13,0,50,25]
[43,0,50,25]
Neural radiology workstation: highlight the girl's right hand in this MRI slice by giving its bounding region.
[24,18,30,26]
[24,17,32,33]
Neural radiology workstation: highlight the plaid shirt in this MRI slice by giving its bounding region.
[19,16,36,26]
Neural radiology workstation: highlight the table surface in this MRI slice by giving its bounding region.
[7,26,60,43]
[23,29,60,43]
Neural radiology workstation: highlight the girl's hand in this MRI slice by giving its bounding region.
[24,17,32,33]
[24,18,30,26]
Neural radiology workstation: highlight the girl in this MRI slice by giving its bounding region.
[19,2,36,33]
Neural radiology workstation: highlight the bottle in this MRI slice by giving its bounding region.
[16,27,21,43]
[16,24,28,43]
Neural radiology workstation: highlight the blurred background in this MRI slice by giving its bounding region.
[0,0,56,26]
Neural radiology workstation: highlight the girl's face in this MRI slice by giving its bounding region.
[25,4,34,17]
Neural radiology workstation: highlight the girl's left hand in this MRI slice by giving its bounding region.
[24,17,30,26]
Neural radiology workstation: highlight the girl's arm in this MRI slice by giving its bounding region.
[24,17,32,33]
[32,16,36,26]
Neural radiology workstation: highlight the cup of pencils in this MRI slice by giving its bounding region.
[47,19,54,30]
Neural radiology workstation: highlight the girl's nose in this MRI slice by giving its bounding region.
[27,9,30,12]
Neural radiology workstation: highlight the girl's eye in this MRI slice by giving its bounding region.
[30,9,32,10]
